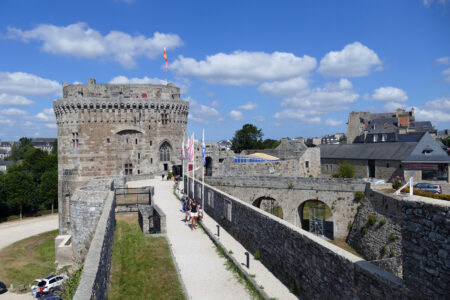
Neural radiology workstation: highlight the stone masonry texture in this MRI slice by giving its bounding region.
[54,79,188,234]
[186,176,409,299]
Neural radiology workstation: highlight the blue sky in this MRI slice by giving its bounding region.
[0,0,449,141]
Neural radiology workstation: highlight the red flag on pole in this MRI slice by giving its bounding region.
[163,48,168,70]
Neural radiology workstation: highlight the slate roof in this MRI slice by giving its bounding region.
[320,142,418,161]
[0,159,14,167]
[409,121,434,131]
[0,149,7,154]
[397,133,424,142]
[403,132,450,162]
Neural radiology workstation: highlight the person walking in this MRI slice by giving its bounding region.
[190,199,198,229]
[183,196,191,222]
[161,171,165,180]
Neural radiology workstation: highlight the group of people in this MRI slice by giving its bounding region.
[181,195,203,229]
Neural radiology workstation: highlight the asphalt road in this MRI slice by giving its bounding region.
[0,214,58,250]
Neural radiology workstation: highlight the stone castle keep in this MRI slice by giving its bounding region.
[54,79,189,233]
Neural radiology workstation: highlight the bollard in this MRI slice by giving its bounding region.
[216,224,220,237]
[245,251,250,268]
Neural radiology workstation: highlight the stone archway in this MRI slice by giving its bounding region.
[253,196,283,219]
[205,157,213,176]
[298,200,334,240]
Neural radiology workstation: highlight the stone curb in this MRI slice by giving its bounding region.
[198,221,271,300]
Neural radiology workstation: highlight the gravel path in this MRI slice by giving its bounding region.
[127,179,252,300]
[0,215,58,251]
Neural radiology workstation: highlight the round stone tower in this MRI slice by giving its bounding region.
[54,78,189,233]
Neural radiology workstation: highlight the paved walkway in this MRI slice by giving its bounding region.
[0,214,58,251]
[128,178,252,300]
[128,178,297,300]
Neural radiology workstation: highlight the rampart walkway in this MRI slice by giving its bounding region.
[127,178,252,300]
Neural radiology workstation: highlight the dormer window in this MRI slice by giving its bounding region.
[373,135,378,142]
[382,134,387,142]
[422,148,433,155]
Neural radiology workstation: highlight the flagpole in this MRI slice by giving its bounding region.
[202,129,205,212]
[192,133,195,199]
[187,132,189,198]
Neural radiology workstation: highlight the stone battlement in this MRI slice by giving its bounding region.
[62,78,181,100]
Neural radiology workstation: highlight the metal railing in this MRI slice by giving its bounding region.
[114,187,151,206]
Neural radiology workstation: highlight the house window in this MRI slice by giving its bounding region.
[106,138,110,143]
[138,170,141,174]
[305,161,309,168]
[386,163,390,168]
[72,132,79,148]
[224,200,232,222]
[159,142,171,161]
[161,113,168,125]
[124,163,133,175]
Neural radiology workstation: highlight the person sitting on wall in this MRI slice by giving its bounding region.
[190,199,198,229]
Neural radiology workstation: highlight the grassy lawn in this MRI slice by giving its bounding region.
[0,230,58,290]
[108,215,185,300]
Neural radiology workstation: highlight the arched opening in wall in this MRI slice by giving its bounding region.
[205,157,213,176]
[159,141,172,163]
[252,197,283,219]
[298,200,333,240]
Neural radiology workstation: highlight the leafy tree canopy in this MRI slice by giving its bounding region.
[231,124,264,153]
[8,137,33,161]
[337,161,355,178]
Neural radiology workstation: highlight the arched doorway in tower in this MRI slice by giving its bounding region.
[159,141,172,171]
[205,157,213,176]
[298,200,334,240]
[252,197,283,219]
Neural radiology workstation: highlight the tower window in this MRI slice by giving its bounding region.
[150,141,152,146]
[305,161,309,168]
[159,141,171,161]
[124,163,133,175]
[151,158,153,164]
[138,153,141,160]
[106,138,110,143]
[72,132,79,148]
[161,113,168,125]
[135,138,138,145]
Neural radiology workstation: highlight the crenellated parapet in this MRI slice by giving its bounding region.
[53,98,189,125]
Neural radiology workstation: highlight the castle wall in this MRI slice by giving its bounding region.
[187,177,408,299]
[205,176,366,240]
[55,80,188,233]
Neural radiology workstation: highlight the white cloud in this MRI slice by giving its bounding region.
[229,110,244,121]
[253,115,266,122]
[325,119,344,127]
[0,93,34,106]
[258,76,309,97]
[274,109,321,124]
[436,57,449,65]
[187,97,220,124]
[238,101,258,111]
[209,100,220,107]
[382,101,407,112]
[281,79,358,111]
[109,75,166,84]
[35,108,55,122]
[423,0,448,7]
[0,108,27,116]
[8,23,183,68]
[0,72,61,96]
[442,68,450,82]
[318,42,382,77]
[272,122,282,127]
[171,51,316,85]
[415,97,450,124]
[366,86,408,102]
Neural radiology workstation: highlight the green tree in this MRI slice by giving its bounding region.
[51,139,58,154]
[0,174,8,219]
[231,124,263,153]
[337,161,355,178]
[261,139,281,149]
[5,171,37,219]
[23,147,48,182]
[39,169,58,213]
[8,137,33,161]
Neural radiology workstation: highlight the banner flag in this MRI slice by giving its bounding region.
[202,129,206,166]
[189,133,195,162]
[163,48,168,70]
